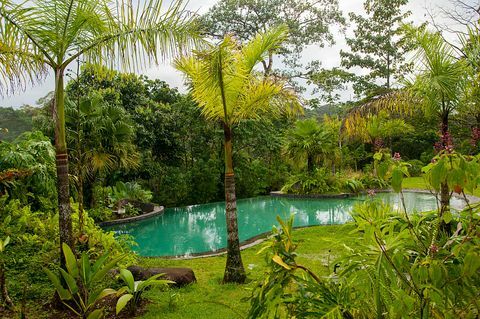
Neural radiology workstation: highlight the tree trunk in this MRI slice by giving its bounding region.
[78,173,85,234]
[307,154,314,173]
[439,115,450,218]
[54,68,74,259]
[222,123,246,284]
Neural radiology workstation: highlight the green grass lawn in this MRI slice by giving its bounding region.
[403,176,480,197]
[138,224,356,319]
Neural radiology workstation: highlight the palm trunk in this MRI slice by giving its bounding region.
[222,123,246,284]
[78,173,85,234]
[439,115,450,218]
[54,68,74,257]
[307,154,314,173]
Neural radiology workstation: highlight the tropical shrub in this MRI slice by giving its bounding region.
[45,244,124,319]
[116,268,173,315]
[0,131,56,210]
[407,159,424,177]
[281,168,340,194]
[0,197,133,302]
[0,218,13,309]
[110,181,153,204]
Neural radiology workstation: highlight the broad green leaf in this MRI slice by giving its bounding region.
[391,168,404,193]
[463,251,480,277]
[116,294,133,315]
[62,243,79,278]
[60,269,79,295]
[44,268,72,301]
[119,269,135,291]
[90,254,125,284]
[92,253,109,273]
[3,236,10,248]
[81,253,91,285]
[86,308,104,319]
[443,211,452,224]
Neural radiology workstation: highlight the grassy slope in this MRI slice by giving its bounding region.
[139,224,356,319]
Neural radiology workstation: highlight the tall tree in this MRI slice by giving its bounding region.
[175,25,302,283]
[201,0,344,77]
[65,96,138,234]
[340,0,413,97]
[0,0,200,254]
[344,26,468,217]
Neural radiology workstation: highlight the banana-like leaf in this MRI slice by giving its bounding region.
[90,254,124,285]
[91,253,109,273]
[87,287,117,306]
[80,253,91,285]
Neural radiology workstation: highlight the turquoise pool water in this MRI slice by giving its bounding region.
[106,192,461,257]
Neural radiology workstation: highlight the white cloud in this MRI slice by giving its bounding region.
[0,0,471,107]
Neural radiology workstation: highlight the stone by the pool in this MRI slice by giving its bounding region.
[127,265,196,287]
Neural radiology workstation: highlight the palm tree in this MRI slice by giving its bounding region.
[0,0,200,252]
[343,26,467,216]
[65,96,139,234]
[175,25,301,283]
[283,119,338,173]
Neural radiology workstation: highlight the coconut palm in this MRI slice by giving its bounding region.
[0,0,201,251]
[175,25,301,283]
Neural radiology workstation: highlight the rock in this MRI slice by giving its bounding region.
[127,265,196,287]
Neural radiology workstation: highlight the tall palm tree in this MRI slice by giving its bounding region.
[343,26,467,216]
[0,0,201,252]
[175,25,301,283]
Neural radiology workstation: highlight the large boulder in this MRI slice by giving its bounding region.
[127,265,196,287]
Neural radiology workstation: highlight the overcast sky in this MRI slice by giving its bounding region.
[0,0,474,108]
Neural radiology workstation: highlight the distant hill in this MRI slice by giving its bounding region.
[0,107,33,141]
[304,103,345,120]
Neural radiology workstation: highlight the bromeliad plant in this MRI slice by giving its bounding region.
[116,268,174,315]
[45,243,124,319]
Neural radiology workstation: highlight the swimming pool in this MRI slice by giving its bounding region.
[105,192,464,257]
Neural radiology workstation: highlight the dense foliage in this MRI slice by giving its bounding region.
[0,0,479,317]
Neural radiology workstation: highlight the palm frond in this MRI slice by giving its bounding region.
[241,24,288,72]
[0,0,48,96]
[175,25,301,125]
[75,0,203,72]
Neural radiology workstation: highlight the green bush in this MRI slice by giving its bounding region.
[0,197,135,303]
[281,168,339,194]
[407,159,425,177]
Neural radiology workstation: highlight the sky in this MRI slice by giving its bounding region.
[0,0,473,108]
